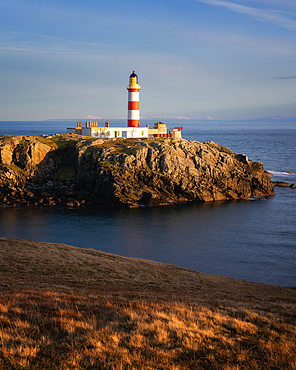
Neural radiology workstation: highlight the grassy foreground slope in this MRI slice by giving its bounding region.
[0,237,295,369]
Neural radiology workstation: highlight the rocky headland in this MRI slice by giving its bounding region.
[0,134,274,207]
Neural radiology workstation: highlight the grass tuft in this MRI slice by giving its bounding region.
[0,290,295,369]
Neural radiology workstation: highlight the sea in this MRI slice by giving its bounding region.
[0,120,295,287]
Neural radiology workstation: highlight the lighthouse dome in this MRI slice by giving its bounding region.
[129,71,138,86]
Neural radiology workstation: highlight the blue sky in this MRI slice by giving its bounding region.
[0,0,296,121]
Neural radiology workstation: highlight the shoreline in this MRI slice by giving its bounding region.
[1,236,295,294]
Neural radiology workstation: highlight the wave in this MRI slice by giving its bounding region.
[267,170,295,176]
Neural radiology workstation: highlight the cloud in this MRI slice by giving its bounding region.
[153,116,191,120]
[273,75,296,79]
[83,115,103,120]
[206,116,217,120]
[196,0,296,31]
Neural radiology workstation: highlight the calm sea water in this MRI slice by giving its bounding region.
[0,120,295,287]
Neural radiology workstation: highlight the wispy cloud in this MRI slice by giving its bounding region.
[153,116,191,120]
[0,30,119,56]
[196,0,296,31]
[187,28,296,57]
[273,75,296,79]
[83,115,103,120]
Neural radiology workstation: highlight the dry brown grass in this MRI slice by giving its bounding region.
[0,237,296,369]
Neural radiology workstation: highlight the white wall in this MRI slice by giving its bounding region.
[90,127,148,139]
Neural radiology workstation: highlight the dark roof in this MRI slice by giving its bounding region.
[130,71,137,78]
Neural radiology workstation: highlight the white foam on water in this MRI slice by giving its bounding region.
[267,170,291,175]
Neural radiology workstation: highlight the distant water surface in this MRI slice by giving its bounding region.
[0,120,295,287]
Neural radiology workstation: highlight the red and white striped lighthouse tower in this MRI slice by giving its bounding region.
[127,71,141,127]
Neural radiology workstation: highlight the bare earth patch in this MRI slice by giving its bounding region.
[0,237,295,369]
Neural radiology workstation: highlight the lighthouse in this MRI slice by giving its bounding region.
[127,71,141,127]
[67,70,181,139]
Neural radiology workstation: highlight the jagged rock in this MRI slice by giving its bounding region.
[0,136,53,170]
[272,181,296,188]
[0,135,275,207]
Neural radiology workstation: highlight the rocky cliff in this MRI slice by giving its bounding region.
[0,135,274,207]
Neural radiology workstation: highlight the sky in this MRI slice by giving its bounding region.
[0,0,296,121]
